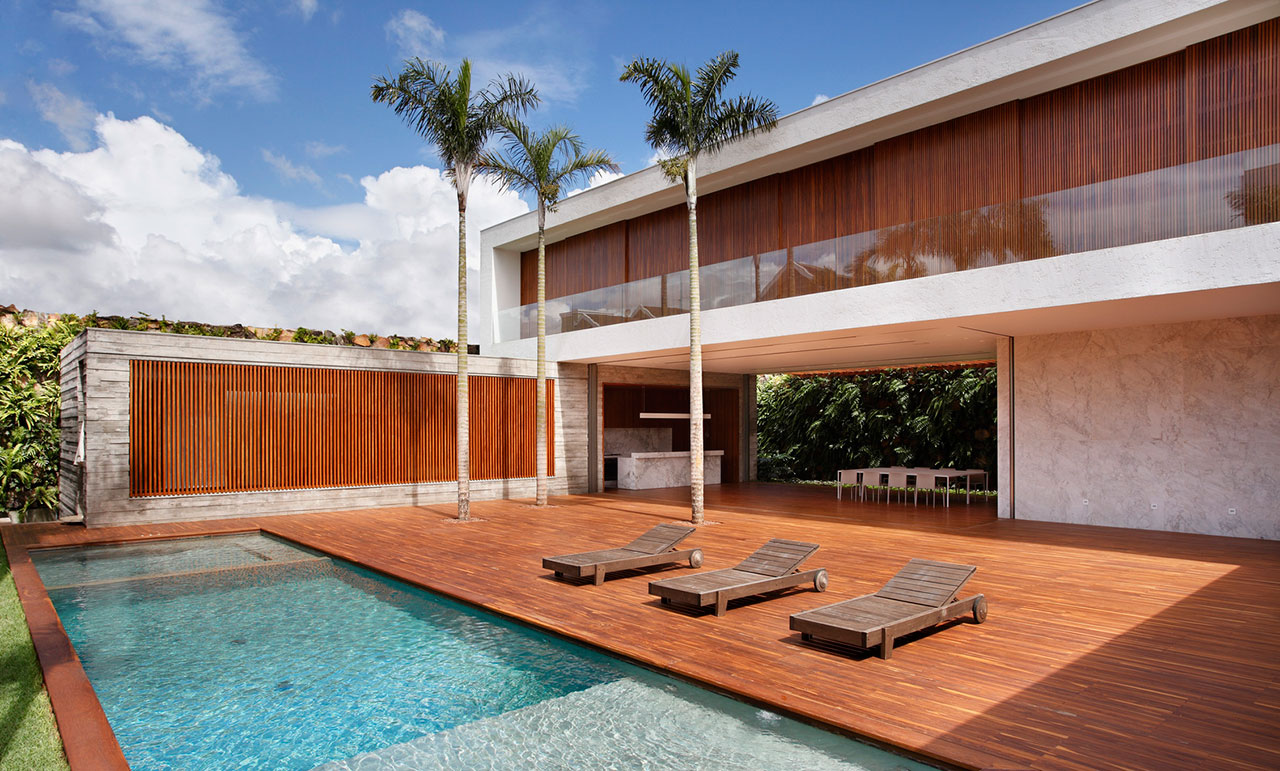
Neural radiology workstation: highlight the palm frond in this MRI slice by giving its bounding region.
[371,58,540,186]
[475,119,618,211]
[620,51,777,184]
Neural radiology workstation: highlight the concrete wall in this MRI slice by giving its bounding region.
[62,329,589,528]
[1014,314,1280,539]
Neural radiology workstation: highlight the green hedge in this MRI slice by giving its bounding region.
[1,318,85,520]
[756,367,996,484]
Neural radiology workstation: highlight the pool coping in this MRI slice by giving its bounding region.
[3,525,259,771]
[7,523,967,771]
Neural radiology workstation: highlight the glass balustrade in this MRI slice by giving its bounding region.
[497,144,1279,341]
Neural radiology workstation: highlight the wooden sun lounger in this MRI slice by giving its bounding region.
[790,558,987,659]
[543,524,702,586]
[649,538,828,616]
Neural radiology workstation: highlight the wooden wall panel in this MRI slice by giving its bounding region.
[843,147,876,237]
[1021,52,1186,196]
[1187,17,1278,160]
[781,155,847,247]
[706,387,740,484]
[130,361,555,496]
[520,221,626,303]
[602,384,738,479]
[700,176,779,266]
[626,205,687,280]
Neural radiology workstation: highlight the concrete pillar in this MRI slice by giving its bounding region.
[587,364,599,493]
[996,337,1014,519]
[740,374,757,482]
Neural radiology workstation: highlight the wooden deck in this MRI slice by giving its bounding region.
[5,483,1280,770]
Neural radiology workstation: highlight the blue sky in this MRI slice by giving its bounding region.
[1,0,1080,337]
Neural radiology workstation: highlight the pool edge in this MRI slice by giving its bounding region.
[2,526,129,771]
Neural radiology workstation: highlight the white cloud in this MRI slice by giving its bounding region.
[48,58,78,76]
[58,0,276,102]
[304,140,345,158]
[27,82,96,151]
[1,115,528,337]
[565,168,624,197]
[292,0,318,22]
[387,9,444,60]
[811,94,830,106]
[386,9,589,103]
[261,149,323,189]
[648,148,673,166]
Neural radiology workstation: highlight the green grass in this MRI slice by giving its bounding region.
[0,540,69,771]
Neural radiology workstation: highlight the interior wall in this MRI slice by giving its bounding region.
[601,383,740,483]
[1014,314,1279,539]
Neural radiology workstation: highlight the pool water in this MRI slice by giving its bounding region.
[33,534,929,770]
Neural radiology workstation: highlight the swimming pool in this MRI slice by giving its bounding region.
[33,533,930,770]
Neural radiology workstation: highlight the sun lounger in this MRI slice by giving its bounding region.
[543,524,702,585]
[649,538,827,616]
[789,558,987,659]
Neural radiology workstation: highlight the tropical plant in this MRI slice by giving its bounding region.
[620,51,778,523]
[478,122,618,506]
[0,317,86,520]
[372,58,538,519]
[756,368,997,484]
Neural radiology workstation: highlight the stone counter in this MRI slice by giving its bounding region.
[617,451,724,490]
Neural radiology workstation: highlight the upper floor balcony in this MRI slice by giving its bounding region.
[497,142,1278,342]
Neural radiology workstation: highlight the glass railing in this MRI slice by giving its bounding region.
[497,143,1279,341]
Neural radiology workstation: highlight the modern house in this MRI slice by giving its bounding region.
[474,0,1280,539]
[60,0,1277,537]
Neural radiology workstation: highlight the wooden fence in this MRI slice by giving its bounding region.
[129,360,554,496]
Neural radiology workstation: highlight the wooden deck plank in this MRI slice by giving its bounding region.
[4,482,1279,770]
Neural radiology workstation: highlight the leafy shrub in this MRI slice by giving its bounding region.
[0,317,86,519]
[757,366,996,484]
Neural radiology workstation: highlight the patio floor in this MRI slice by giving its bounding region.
[5,483,1279,770]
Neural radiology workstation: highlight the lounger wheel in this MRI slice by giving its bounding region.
[813,569,828,592]
[689,549,703,568]
[972,596,988,623]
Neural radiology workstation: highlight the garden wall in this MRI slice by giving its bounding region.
[61,329,589,527]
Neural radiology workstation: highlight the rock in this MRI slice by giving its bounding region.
[279,330,295,342]
[21,310,40,327]
[372,336,390,349]
[353,334,371,347]
[0,315,16,329]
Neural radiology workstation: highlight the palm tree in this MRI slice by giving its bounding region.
[371,59,538,520]
[477,121,618,506]
[620,52,777,524]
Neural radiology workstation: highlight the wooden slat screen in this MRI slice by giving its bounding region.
[129,360,555,497]
[519,19,1278,306]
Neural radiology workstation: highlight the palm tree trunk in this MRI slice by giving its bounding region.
[456,197,470,520]
[535,204,548,506]
[686,161,704,525]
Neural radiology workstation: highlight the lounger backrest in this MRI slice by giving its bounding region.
[735,538,820,576]
[624,524,696,554]
[875,559,976,607]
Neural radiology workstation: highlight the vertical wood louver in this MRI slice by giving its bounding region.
[129,360,555,496]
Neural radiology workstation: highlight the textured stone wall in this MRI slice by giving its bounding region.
[1014,314,1279,539]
